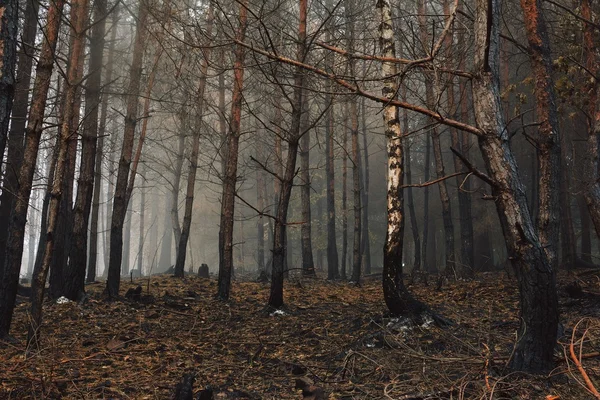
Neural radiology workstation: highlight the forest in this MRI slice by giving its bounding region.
[1,0,600,398]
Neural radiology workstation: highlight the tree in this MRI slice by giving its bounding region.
[106,0,149,298]
[0,0,18,160]
[29,0,90,342]
[63,0,108,300]
[0,0,65,339]
[174,4,214,278]
[217,0,248,300]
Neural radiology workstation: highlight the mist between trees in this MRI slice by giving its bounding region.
[0,0,599,377]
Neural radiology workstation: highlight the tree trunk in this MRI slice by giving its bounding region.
[257,144,266,274]
[403,105,421,272]
[106,0,148,298]
[0,0,18,161]
[581,0,600,243]
[159,196,173,271]
[578,195,592,263]
[341,106,348,280]
[137,167,145,274]
[0,0,64,338]
[64,0,107,299]
[361,96,371,274]
[350,94,362,283]
[421,132,431,270]
[217,0,248,300]
[174,5,214,278]
[89,4,118,283]
[378,0,425,316]
[300,99,315,275]
[472,0,558,373]
[0,0,39,268]
[268,0,307,308]
[29,0,90,343]
[519,0,561,270]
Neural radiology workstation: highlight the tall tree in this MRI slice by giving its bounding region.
[0,0,39,267]
[268,0,308,308]
[29,0,90,342]
[0,0,18,160]
[0,0,65,339]
[299,97,315,275]
[519,0,561,269]
[63,0,108,300]
[106,0,149,298]
[174,4,214,278]
[217,0,248,300]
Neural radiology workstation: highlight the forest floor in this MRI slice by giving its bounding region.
[1,269,600,399]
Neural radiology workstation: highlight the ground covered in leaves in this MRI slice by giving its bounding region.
[1,270,600,399]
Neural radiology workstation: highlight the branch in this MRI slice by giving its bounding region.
[401,172,467,188]
[235,40,482,136]
[450,147,496,187]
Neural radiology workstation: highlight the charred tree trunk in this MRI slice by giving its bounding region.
[581,0,600,243]
[0,0,18,161]
[341,108,348,280]
[106,0,148,298]
[0,0,64,338]
[403,105,421,272]
[217,0,248,300]
[29,0,90,342]
[361,96,371,274]
[300,99,315,275]
[421,133,431,270]
[64,0,107,299]
[519,0,561,270]
[268,0,307,308]
[257,144,266,274]
[578,195,592,263]
[89,4,118,283]
[174,6,213,278]
[472,0,558,373]
[0,0,39,267]
[350,95,362,283]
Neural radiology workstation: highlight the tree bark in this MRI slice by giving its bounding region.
[519,0,561,270]
[268,0,307,308]
[0,0,39,269]
[341,105,348,279]
[300,98,315,275]
[64,0,107,299]
[581,0,600,243]
[361,96,371,274]
[403,101,421,272]
[378,0,425,316]
[106,0,148,298]
[0,0,64,338]
[472,0,558,373]
[0,0,18,161]
[89,5,119,283]
[29,0,90,343]
[174,5,214,278]
[217,0,248,300]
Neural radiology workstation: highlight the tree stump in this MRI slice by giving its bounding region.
[198,264,209,278]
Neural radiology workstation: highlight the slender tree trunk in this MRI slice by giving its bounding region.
[217,0,248,300]
[325,1,339,280]
[122,206,132,275]
[171,122,184,247]
[403,105,421,272]
[89,5,118,283]
[257,144,266,274]
[137,166,145,274]
[174,5,214,278]
[350,95,362,283]
[560,133,576,267]
[29,0,90,343]
[519,0,561,270]
[159,196,173,270]
[300,98,315,275]
[64,0,107,299]
[421,133,431,269]
[0,0,39,267]
[106,0,148,298]
[341,106,348,280]
[268,0,307,308]
[472,0,558,373]
[0,0,18,160]
[378,0,425,316]
[0,0,64,338]
[360,96,371,274]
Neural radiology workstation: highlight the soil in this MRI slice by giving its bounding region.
[1,270,599,399]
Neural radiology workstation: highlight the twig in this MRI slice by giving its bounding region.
[570,319,600,399]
